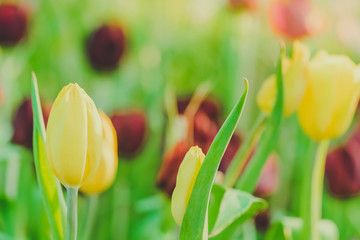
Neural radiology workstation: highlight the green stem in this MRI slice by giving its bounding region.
[66,187,78,240]
[309,140,330,240]
[223,115,265,187]
[82,195,98,240]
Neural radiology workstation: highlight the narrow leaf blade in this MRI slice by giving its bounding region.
[31,73,66,240]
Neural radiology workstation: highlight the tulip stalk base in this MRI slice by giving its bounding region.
[309,140,330,240]
[66,187,79,240]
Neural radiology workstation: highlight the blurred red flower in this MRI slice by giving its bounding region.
[325,132,360,199]
[268,0,323,40]
[87,24,126,72]
[0,3,28,46]
[12,98,50,149]
[157,141,191,196]
[110,111,147,159]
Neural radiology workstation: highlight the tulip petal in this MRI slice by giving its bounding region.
[80,92,103,184]
[171,146,205,226]
[46,84,88,187]
[80,111,118,194]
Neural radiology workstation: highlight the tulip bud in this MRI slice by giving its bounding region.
[80,111,118,194]
[171,146,205,225]
[325,137,360,198]
[110,111,147,158]
[228,0,257,11]
[257,41,310,116]
[298,51,360,141]
[86,24,126,72]
[12,98,50,149]
[0,3,28,46]
[157,141,191,196]
[46,83,102,187]
[268,0,322,40]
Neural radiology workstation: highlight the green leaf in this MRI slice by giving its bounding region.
[265,222,289,240]
[180,79,249,240]
[236,51,284,193]
[265,217,339,240]
[32,73,66,240]
[208,184,267,237]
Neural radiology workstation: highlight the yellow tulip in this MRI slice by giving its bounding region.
[46,83,102,187]
[171,146,205,226]
[298,51,360,141]
[257,41,310,116]
[80,111,118,194]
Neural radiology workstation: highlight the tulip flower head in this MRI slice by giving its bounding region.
[80,111,118,194]
[0,3,28,46]
[46,83,102,187]
[325,134,360,198]
[257,41,310,116]
[298,51,360,141]
[110,111,147,158]
[268,0,323,40]
[171,146,205,226]
[87,24,126,72]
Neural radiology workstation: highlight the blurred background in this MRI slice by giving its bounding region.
[1,0,360,239]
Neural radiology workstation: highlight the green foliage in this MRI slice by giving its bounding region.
[208,184,267,237]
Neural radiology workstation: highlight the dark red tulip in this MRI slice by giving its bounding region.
[157,96,244,196]
[0,3,28,46]
[12,98,50,149]
[254,210,271,232]
[228,0,257,11]
[177,97,221,124]
[110,111,147,158]
[87,24,126,72]
[268,0,321,40]
[157,141,191,196]
[325,137,360,199]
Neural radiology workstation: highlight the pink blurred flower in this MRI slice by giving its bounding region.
[268,0,323,40]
